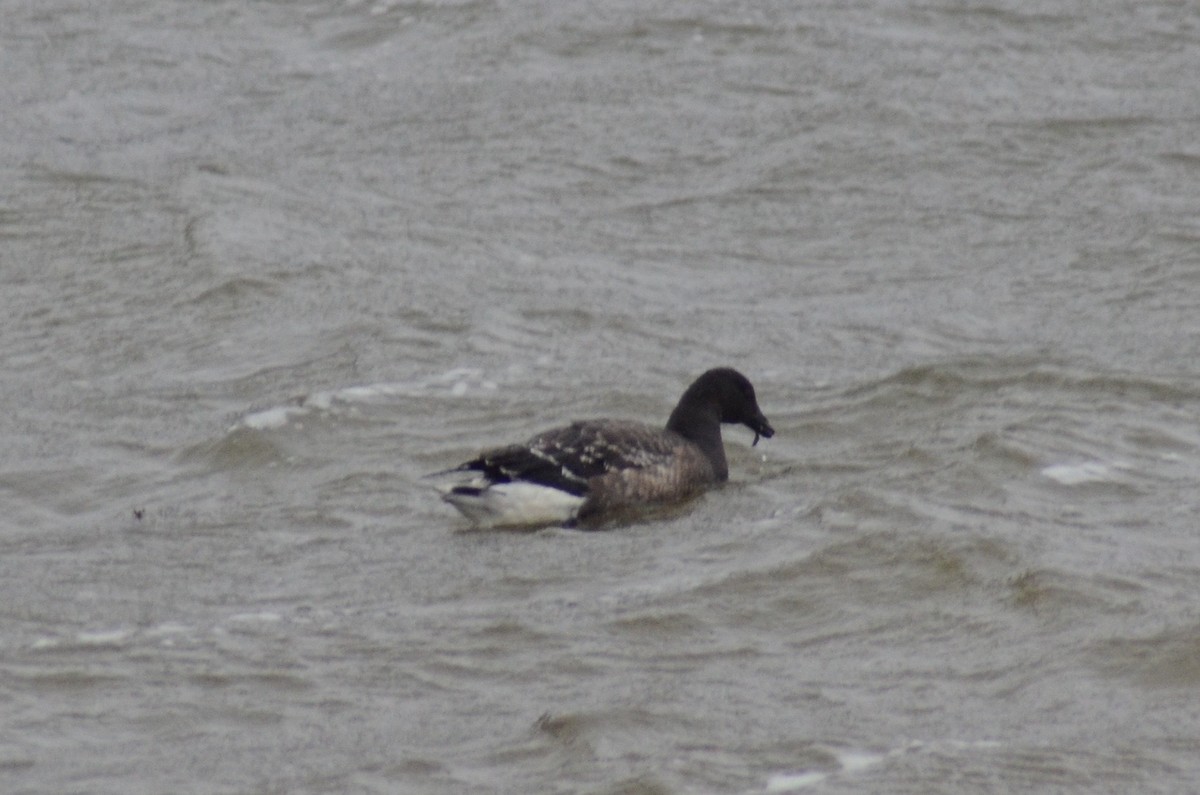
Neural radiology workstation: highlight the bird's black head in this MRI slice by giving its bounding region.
[685,367,775,445]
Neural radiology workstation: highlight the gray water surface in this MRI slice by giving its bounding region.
[3,1,1200,793]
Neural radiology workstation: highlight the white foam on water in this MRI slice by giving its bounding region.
[227,611,282,623]
[145,622,192,637]
[1041,461,1122,485]
[765,771,827,791]
[75,628,134,646]
[229,368,502,431]
[238,405,305,431]
[838,750,887,772]
[764,741,1005,792]
[764,748,887,791]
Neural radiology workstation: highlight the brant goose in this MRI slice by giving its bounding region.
[435,367,774,528]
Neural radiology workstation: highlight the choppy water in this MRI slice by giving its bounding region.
[4,1,1200,792]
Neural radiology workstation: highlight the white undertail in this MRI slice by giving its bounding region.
[437,481,584,527]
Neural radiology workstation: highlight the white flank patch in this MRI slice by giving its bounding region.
[440,481,583,527]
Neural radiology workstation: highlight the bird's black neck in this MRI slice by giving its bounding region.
[666,402,728,481]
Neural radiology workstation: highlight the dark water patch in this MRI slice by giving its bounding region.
[1121,425,1199,455]
[470,618,557,644]
[523,15,724,60]
[11,669,127,692]
[846,358,1200,406]
[1007,568,1145,622]
[590,774,675,795]
[605,611,708,637]
[680,527,1016,631]
[1094,623,1200,688]
[0,466,106,520]
[1160,150,1200,169]
[875,742,1125,793]
[188,671,314,692]
[1036,115,1159,144]
[535,707,691,754]
[179,426,291,470]
[178,276,278,310]
[535,710,600,748]
[0,756,35,774]
[969,431,1041,471]
[935,3,1078,29]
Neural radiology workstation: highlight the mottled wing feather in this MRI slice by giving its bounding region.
[460,420,686,497]
[533,420,684,472]
[459,442,590,496]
